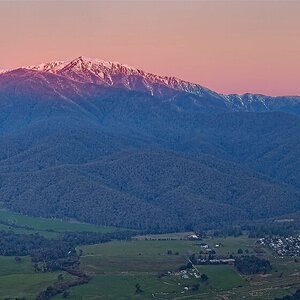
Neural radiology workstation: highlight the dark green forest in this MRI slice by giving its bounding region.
[0,68,299,231]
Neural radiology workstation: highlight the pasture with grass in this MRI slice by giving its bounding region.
[55,235,300,300]
[0,209,119,238]
[0,256,73,300]
[0,209,299,299]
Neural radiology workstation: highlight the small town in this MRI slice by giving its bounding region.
[257,235,300,257]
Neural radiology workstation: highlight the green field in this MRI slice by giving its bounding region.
[79,240,197,273]
[0,211,299,300]
[52,236,300,300]
[203,235,257,255]
[199,265,245,289]
[54,270,242,300]
[52,239,247,299]
[0,209,128,299]
[0,256,73,300]
[0,209,119,238]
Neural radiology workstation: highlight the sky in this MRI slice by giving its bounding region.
[0,0,299,96]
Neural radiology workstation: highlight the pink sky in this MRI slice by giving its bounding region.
[0,1,299,96]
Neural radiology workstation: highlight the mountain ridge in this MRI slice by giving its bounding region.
[0,56,299,231]
[2,56,300,98]
[1,56,298,116]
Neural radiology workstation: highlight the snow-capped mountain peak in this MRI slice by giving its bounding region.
[0,56,299,115]
[59,56,145,83]
[20,56,218,98]
[4,56,299,109]
[68,56,139,73]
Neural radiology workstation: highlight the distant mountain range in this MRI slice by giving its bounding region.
[0,57,299,231]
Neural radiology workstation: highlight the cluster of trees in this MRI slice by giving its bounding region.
[243,223,298,238]
[200,274,208,282]
[166,249,179,255]
[211,227,243,238]
[0,230,135,268]
[0,229,137,300]
[234,256,272,275]
[209,222,300,239]
[179,262,193,271]
[135,283,143,294]
[36,267,91,300]
[61,230,135,246]
[0,231,73,259]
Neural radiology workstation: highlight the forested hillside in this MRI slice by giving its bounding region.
[0,60,299,231]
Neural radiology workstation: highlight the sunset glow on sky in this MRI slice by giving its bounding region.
[0,0,299,96]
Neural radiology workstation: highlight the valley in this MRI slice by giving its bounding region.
[0,211,299,299]
[0,57,299,299]
[66,236,300,300]
[2,0,300,298]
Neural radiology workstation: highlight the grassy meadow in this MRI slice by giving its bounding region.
[0,256,73,300]
[0,209,299,299]
[0,209,119,238]
[54,239,248,299]
[53,236,300,300]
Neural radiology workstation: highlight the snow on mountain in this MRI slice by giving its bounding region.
[1,56,299,113]
[21,56,220,99]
